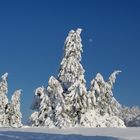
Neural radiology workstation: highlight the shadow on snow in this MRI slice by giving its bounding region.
[0,131,121,140]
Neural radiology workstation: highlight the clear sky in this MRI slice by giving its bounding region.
[0,0,140,123]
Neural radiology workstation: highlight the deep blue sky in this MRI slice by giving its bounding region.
[0,0,140,123]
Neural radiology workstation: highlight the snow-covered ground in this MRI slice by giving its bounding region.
[0,127,140,140]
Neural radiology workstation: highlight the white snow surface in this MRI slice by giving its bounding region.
[0,127,140,140]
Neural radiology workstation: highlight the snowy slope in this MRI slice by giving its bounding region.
[0,127,140,140]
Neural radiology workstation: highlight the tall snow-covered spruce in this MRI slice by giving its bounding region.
[30,28,125,128]
[0,73,22,127]
[10,89,22,127]
[58,28,88,126]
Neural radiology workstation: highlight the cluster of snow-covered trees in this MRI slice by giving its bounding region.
[30,28,126,128]
[0,73,22,128]
[0,28,140,128]
[119,106,140,127]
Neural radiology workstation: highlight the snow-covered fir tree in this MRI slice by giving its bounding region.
[10,90,22,127]
[90,71,122,116]
[119,106,140,126]
[47,76,71,128]
[30,86,55,127]
[0,73,22,127]
[80,71,125,127]
[58,28,88,126]
[128,114,140,127]
[0,73,9,126]
[30,28,125,128]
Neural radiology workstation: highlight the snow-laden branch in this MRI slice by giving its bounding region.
[108,70,122,88]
